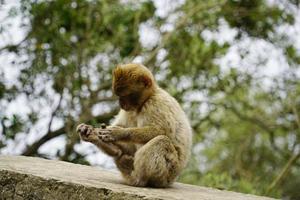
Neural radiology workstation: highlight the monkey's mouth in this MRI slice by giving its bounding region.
[119,93,140,111]
[119,97,132,111]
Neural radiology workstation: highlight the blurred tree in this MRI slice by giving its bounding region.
[0,0,300,199]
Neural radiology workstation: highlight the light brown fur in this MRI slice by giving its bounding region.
[77,63,192,187]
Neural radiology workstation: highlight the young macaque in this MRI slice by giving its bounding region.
[77,63,192,187]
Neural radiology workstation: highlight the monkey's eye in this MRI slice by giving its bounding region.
[115,86,127,95]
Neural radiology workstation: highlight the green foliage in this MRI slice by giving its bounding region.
[222,0,294,38]
[0,82,5,99]
[1,115,24,140]
[167,31,227,76]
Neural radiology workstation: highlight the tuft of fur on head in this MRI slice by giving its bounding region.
[113,63,154,85]
[112,63,156,95]
[112,63,156,111]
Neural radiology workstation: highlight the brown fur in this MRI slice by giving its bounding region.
[77,63,192,187]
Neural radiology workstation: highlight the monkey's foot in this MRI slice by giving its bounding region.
[77,123,98,142]
[96,129,116,142]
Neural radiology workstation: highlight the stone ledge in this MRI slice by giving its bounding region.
[0,155,275,200]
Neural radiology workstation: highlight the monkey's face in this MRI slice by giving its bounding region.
[112,64,153,111]
[113,80,145,111]
[119,92,142,111]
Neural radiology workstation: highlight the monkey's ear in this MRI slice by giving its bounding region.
[139,75,152,88]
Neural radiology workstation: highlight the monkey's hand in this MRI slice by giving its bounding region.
[96,128,128,142]
[77,123,99,143]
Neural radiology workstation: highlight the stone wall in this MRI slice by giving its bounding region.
[0,156,276,200]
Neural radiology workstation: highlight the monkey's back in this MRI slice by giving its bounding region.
[138,87,193,169]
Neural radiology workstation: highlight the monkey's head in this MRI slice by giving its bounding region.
[112,63,156,111]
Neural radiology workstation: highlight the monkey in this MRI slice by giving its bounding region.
[77,63,192,187]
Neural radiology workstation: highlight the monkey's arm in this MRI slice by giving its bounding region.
[77,124,122,157]
[77,123,136,156]
[96,126,165,144]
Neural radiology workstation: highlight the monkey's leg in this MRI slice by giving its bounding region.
[113,142,136,156]
[124,135,180,187]
[115,154,134,179]
[93,127,137,158]
[111,141,137,179]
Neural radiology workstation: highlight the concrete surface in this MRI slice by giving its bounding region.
[0,155,276,200]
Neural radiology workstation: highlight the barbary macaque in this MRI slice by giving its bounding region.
[77,63,192,187]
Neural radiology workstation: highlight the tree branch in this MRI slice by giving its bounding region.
[266,152,300,194]
[22,127,65,156]
[222,102,287,156]
[46,94,63,136]
[144,0,227,66]
[0,35,29,53]
[21,109,118,156]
